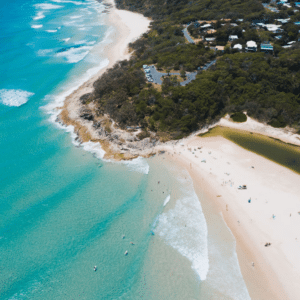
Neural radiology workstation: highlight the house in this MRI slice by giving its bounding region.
[200,24,212,30]
[287,41,296,44]
[274,35,283,39]
[246,40,257,52]
[295,2,300,7]
[276,18,290,24]
[215,46,225,51]
[263,24,283,33]
[233,43,242,50]
[260,42,274,52]
[294,21,300,25]
[205,37,216,42]
[229,35,238,41]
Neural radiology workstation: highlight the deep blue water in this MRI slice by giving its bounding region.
[0,0,251,299]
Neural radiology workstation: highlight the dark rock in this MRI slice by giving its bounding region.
[80,108,94,121]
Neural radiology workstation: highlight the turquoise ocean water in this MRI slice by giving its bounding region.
[0,0,251,298]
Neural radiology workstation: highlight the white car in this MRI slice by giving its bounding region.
[143,65,149,69]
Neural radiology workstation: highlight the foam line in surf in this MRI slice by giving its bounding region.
[0,89,34,107]
[35,3,63,10]
[154,172,209,280]
[32,24,43,29]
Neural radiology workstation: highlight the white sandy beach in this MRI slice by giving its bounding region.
[159,133,300,299]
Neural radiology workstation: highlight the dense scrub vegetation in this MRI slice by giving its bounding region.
[115,0,263,22]
[85,0,300,140]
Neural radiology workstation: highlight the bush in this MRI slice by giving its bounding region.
[137,130,151,140]
[268,118,287,128]
[230,112,247,122]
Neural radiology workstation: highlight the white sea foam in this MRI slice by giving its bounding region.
[56,46,92,63]
[0,89,34,107]
[163,195,171,206]
[62,38,71,42]
[63,20,77,26]
[121,157,150,175]
[82,141,106,158]
[154,172,209,280]
[35,3,63,10]
[70,15,82,19]
[45,29,58,33]
[38,49,53,56]
[52,0,84,5]
[33,11,45,20]
[31,24,43,29]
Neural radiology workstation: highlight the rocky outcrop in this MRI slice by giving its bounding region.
[80,108,94,121]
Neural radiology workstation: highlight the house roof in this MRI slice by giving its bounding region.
[276,18,290,24]
[201,24,212,28]
[229,35,238,39]
[246,40,257,47]
[264,24,282,31]
[261,43,274,50]
[215,46,225,50]
[233,44,242,49]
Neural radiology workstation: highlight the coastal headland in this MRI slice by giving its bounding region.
[58,0,154,160]
[56,1,300,299]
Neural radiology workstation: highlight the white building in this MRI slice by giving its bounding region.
[229,35,238,41]
[233,43,242,50]
[246,40,257,52]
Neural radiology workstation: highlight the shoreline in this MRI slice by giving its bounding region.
[159,135,300,299]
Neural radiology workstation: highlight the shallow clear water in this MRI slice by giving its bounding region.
[0,0,250,298]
